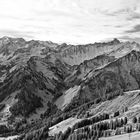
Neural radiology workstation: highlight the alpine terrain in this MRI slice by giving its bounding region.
[0,37,140,140]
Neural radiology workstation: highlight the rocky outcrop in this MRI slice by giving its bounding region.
[58,39,121,65]
[0,37,140,121]
[65,54,116,87]
[66,50,140,110]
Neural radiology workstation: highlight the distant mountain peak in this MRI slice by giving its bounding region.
[0,36,12,43]
[112,38,120,44]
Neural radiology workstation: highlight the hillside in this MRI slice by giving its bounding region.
[99,131,140,140]
[49,90,140,136]
[60,50,140,112]
[0,37,139,139]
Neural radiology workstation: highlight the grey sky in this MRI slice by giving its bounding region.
[0,0,140,44]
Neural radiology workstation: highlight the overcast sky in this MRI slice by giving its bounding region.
[0,0,140,44]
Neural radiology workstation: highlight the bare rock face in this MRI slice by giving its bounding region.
[65,54,116,87]
[59,39,139,66]
[65,50,140,110]
[58,43,119,66]
[0,37,140,121]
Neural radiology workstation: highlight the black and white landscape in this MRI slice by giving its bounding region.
[0,0,140,140]
[0,37,139,140]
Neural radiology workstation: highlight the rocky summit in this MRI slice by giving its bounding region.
[0,37,140,140]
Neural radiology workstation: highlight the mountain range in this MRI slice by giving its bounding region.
[0,37,140,139]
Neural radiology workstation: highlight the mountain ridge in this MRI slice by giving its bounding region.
[0,37,140,139]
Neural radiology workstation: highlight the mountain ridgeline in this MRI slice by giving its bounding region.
[0,38,139,117]
[0,37,140,139]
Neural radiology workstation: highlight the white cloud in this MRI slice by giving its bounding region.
[0,0,140,44]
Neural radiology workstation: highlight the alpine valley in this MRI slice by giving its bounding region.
[0,37,140,140]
